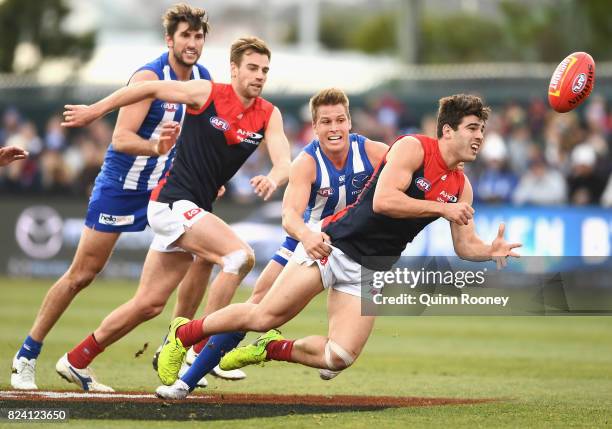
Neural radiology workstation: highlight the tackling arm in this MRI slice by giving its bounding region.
[282,153,331,259]
[62,79,212,128]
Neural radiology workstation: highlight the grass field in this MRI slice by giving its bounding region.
[1,277,611,428]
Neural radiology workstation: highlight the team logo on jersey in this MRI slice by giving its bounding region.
[210,116,230,132]
[237,129,264,145]
[98,213,135,226]
[162,102,178,112]
[317,187,335,197]
[415,177,431,192]
[351,172,369,189]
[183,208,203,220]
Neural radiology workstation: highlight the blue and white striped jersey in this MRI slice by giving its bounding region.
[302,133,374,225]
[97,52,211,192]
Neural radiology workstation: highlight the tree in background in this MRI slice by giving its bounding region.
[0,0,95,73]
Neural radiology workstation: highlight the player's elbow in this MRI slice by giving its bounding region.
[372,193,391,215]
[111,129,129,151]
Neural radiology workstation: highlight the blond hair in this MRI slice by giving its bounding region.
[309,88,350,122]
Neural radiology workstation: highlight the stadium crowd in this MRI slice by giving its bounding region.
[1,94,611,206]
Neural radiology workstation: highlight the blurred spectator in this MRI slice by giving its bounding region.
[474,133,517,204]
[513,152,567,206]
[601,173,612,207]
[0,107,21,146]
[44,115,68,152]
[567,144,607,205]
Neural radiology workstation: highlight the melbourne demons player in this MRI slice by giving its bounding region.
[156,88,389,398]
[11,4,215,391]
[155,94,522,385]
[58,36,290,391]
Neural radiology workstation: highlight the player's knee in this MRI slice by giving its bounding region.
[65,267,100,293]
[135,299,165,320]
[249,309,282,332]
[324,340,356,371]
[221,247,255,277]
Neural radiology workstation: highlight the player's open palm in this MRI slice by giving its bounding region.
[62,105,99,128]
[155,121,181,155]
[443,202,474,225]
[491,223,522,269]
[302,230,332,260]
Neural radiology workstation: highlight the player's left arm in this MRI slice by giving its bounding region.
[251,107,291,200]
[364,138,389,167]
[450,176,522,267]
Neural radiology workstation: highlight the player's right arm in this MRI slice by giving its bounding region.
[372,136,474,224]
[282,153,331,260]
[110,70,180,156]
[62,79,212,128]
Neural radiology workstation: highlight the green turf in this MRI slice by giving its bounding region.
[1,277,611,428]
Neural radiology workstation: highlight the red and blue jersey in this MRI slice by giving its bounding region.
[322,134,465,270]
[152,83,275,211]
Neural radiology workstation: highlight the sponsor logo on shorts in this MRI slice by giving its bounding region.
[276,247,294,261]
[162,102,178,112]
[319,256,328,265]
[572,73,587,93]
[98,213,135,226]
[415,177,431,192]
[351,172,369,189]
[317,187,335,197]
[183,208,203,220]
[210,116,230,131]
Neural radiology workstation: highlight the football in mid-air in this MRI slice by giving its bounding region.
[548,52,595,113]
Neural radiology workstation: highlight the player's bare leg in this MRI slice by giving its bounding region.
[93,250,194,347]
[175,213,256,312]
[30,227,120,341]
[247,259,284,304]
[290,288,375,378]
[172,257,213,319]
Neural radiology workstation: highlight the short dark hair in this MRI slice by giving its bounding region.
[162,3,209,38]
[309,88,350,122]
[436,94,490,138]
[230,37,271,66]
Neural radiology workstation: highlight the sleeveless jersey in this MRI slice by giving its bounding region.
[97,52,211,192]
[152,83,275,211]
[303,133,374,225]
[323,134,465,270]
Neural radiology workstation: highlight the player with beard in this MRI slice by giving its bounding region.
[11,3,217,391]
[59,36,291,391]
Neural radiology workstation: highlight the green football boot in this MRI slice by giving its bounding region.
[157,317,190,385]
[219,329,284,370]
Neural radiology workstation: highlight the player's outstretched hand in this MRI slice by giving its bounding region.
[442,202,474,225]
[250,175,277,201]
[302,230,332,260]
[491,223,522,269]
[154,121,181,155]
[62,104,103,128]
[0,146,28,166]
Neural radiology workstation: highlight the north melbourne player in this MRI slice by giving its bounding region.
[11,4,213,391]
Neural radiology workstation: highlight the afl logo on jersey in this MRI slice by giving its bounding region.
[210,116,230,132]
[317,187,335,197]
[162,102,178,112]
[415,177,431,192]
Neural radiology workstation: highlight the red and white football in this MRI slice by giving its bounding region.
[548,52,595,113]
